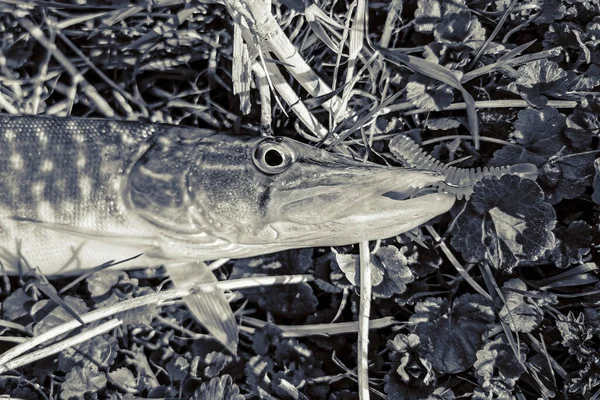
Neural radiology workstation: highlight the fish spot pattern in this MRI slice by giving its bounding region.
[0,116,157,237]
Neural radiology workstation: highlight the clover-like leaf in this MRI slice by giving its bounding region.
[474,335,527,390]
[387,333,435,386]
[510,60,572,106]
[335,253,384,286]
[245,355,274,393]
[334,246,414,298]
[414,0,466,32]
[565,107,600,150]
[166,356,190,382]
[58,335,119,372]
[203,351,233,378]
[108,368,137,392]
[450,175,556,272]
[541,155,595,204]
[87,270,130,298]
[535,0,567,25]
[191,375,244,400]
[498,279,542,333]
[556,312,595,363]
[2,287,34,321]
[490,107,566,166]
[433,10,485,49]
[409,294,495,374]
[406,73,454,111]
[371,246,414,298]
[552,220,593,268]
[542,22,584,50]
[60,366,107,400]
[569,64,600,91]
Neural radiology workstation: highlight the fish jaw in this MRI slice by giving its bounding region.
[256,192,455,248]
[231,164,456,248]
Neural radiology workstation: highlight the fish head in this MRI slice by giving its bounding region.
[185,135,455,252]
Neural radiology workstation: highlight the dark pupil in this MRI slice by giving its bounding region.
[264,149,284,167]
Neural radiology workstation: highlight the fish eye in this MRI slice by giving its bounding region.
[252,138,296,174]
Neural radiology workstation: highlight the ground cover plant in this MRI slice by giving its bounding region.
[0,0,599,398]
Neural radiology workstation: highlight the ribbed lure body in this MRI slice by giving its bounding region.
[389,135,538,200]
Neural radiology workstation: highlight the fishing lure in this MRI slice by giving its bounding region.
[389,135,538,200]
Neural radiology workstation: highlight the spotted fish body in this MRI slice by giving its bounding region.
[0,115,212,274]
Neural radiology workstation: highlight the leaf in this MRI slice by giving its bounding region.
[569,64,600,91]
[371,246,415,298]
[474,335,527,390]
[433,10,485,49]
[166,356,189,382]
[60,366,107,400]
[413,0,467,33]
[509,60,572,107]
[565,107,600,150]
[450,175,556,272]
[2,287,34,321]
[245,355,274,393]
[552,220,593,268]
[425,117,462,131]
[108,368,137,392]
[334,246,415,298]
[491,106,566,166]
[191,375,244,400]
[203,351,233,378]
[58,335,119,372]
[252,323,284,355]
[556,312,595,363]
[33,296,89,338]
[387,333,435,386]
[406,73,454,111]
[535,0,567,24]
[335,253,383,286]
[409,294,495,374]
[498,279,542,333]
[87,270,130,297]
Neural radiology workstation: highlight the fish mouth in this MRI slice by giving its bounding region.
[263,168,456,246]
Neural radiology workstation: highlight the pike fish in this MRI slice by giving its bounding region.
[0,114,455,352]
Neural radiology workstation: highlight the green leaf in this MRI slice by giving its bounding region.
[451,175,556,272]
[60,366,107,400]
[409,294,495,374]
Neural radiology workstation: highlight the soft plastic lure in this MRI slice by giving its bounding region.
[389,135,538,200]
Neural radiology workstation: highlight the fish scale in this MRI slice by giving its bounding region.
[0,115,200,274]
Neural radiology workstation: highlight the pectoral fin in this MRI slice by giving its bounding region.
[165,261,238,354]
